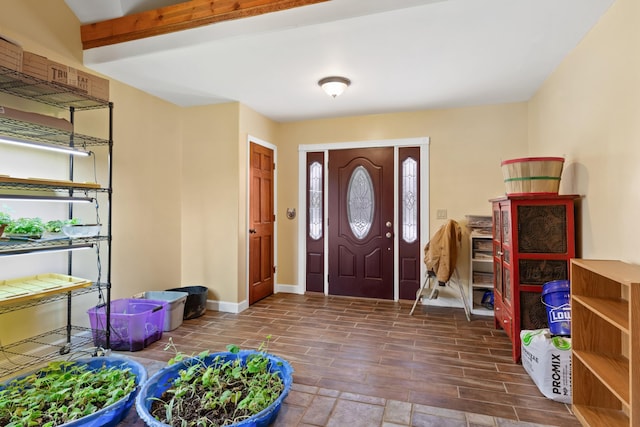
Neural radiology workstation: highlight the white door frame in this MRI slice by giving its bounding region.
[296,137,430,301]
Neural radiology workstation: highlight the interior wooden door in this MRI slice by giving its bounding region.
[328,147,394,299]
[249,142,274,304]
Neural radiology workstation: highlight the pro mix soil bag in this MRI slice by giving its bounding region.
[520,329,572,404]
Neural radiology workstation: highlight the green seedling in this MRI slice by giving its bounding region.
[151,335,284,426]
[0,360,136,427]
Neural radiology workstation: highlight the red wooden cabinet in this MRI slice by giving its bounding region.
[490,195,578,362]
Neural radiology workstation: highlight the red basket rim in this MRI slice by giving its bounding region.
[501,157,564,166]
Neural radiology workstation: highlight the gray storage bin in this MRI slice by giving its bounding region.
[142,291,188,331]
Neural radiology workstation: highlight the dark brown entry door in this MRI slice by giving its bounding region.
[249,142,274,304]
[328,147,394,299]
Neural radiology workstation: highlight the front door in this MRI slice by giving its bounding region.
[328,147,394,299]
[249,142,274,304]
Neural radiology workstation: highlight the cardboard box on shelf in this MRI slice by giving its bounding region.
[21,51,48,80]
[8,42,109,100]
[0,37,23,72]
[47,59,80,89]
[76,70,89,93]
[90,76,110,101]
[77,70,109,100]
[0,105,73,132]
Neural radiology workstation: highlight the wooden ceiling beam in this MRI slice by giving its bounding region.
[80,0,329,49]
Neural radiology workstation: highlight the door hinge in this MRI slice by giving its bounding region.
[273,266,277,274]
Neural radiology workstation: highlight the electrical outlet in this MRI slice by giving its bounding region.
[436,209,447,219]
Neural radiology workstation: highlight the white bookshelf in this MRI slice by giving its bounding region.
[469,231,494,316]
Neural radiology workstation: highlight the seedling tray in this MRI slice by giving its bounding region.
[0,175,100,189]
[0,273,92,306]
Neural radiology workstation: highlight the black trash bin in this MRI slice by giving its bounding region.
[165,285,208,319]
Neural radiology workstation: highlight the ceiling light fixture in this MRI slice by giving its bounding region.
[318,76,351,98]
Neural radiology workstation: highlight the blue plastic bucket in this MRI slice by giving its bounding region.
[541,280,571,336]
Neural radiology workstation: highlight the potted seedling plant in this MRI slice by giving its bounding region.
[136,336,293,427]
[0,210,10,236]
[45,218,76,234]
[44,218,80,237]
[4,217,46,239]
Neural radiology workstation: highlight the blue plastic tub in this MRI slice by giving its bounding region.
[1,356,147,427]
[541,280,571,336]
[135,350,293,427]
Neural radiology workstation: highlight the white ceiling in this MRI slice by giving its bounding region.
[64,0,615,123]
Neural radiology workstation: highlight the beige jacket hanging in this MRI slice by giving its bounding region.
[424,219,462,284]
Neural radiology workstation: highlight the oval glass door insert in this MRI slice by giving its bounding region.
[347,165,374,239]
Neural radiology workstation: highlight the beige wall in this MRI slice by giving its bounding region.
[111,82,183,296]
[0,1,83,64]
[179,103,279,306]
[2,0,636,334]
[181,103,240,303]
[179,103,281,306]
[528,0,640,264]
[0,1,184,299]
[276,105,529,287]
[0,1,183,341]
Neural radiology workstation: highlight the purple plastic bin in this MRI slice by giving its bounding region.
[87,299,167,351]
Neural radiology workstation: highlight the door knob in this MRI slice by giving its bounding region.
[386,232,392,238]
[249,229,257,234]
[386,221,392,228]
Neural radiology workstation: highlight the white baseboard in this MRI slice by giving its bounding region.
[206,299,248,314]
[275,283,304,294]
[206,283,301,313]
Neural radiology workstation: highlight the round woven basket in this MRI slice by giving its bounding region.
[501,157,564,195]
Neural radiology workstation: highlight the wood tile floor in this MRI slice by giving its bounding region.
[119,293,581,427]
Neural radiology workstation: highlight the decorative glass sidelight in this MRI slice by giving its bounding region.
[309,161,323,240]
[347,166,374,239]
[402,157,418,243]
